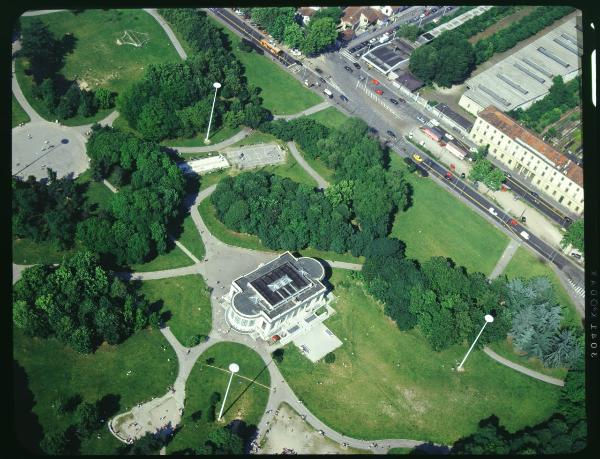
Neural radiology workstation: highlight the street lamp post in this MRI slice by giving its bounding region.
[205,82,222,143]
[218,363,239,421]
[457,314,494,371]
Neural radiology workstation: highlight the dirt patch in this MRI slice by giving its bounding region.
[468,6,536,44]
[260,403,368,455]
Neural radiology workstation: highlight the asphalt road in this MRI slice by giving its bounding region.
[207,7,584,290]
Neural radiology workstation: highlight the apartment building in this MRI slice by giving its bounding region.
[470,106,583,215]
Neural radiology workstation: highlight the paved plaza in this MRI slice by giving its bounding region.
[292,322,343,363]
[12,121,88,180]
[225,143,285,169]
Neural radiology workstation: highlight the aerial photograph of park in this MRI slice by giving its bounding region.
[12,5,590,455]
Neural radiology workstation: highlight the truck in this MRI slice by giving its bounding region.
[429,118,440,127]
[379,33,391,44]
[323,88,333,98]
[445,141,467,160]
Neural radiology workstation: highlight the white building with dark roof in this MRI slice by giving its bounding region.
[223,252,334,343]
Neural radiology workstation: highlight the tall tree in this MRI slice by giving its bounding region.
[19,18,63,84]
[301,17,338,55]
[560,219,584,253]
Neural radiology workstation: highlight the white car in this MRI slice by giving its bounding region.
[520,231,530,240]
[445,133,455,140]
[369,37,377,44]
[290,48,302,56]
[488,207,498,217]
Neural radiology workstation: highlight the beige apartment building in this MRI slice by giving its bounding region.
[470,106,583,216]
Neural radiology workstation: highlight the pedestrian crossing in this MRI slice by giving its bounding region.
[340,49,358,63]
[357,81,402,120]
[568,278,585,297]
[288,63,301,74]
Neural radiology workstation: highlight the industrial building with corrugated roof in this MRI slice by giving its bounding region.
[459,14,581,117]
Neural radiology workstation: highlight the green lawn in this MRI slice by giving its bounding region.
[162,125,242,148]
[198,198,363,264]
[139,275,211,345]
[12,94,30,127]
[13,327,178,455]
[128,241,194,272]
[229,130,278,148]
[502,246,582,330]
[305,106,349,130]
[276,270,560,444]
[76,169,115,211]
[292,143,336,184]
[177,213,205,261]
[259,146,318,188]
[389,155,509,276]
[21,9,181,95]
[166,342,271,454]
[208,17,322,115]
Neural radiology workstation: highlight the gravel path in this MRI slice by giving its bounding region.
[287,141,329,190]
[483,347,565,387]
[171,127,253,153]
[488,239,520,279]
[143,8,188,60]
[273,101,331,121]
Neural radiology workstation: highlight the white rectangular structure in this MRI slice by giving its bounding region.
[178,155,230,175]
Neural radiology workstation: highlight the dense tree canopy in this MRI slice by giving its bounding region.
[12,170,85,249]
[396,24,419,42]
[79,126,186,265]
[19,18,64,84]
[560,219,584,253]
[301,17,339,55]
[468,158,506,190]
[13,251,157,353]
[409,30,475,87]
[125,9,270,142]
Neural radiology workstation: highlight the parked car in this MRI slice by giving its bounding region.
[353,62,361,69]
[509,218,518,226]
[389,98,399,105]
[445,171,452,180]
[319,76,326,84]
[372,79,380,85]
[460,172,466,179]
[488,207,499,217]
[314,67,323,74]
[520,230,530,240]
[398,97,406,103]
[571,252,582,260]
[445,133,455,140]
[344,65,354,72]
[521,216,527,223]
[340,94,349,102]
[387,130,396,138]
[290,48,302,56]
[375,89,384,95]
[412,154,423,162]
[417,115,426,123]
[369,37,377,44]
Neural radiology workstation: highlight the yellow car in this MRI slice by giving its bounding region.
[412,154,423,163]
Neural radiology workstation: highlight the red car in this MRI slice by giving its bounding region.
[372,79,380,85]
[445,171,452,180]
[375,89,384,95]
[509,218,518,226]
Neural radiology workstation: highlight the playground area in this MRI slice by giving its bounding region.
[12,121,88,180]
[225,143,286,170]
[110,391,182,444]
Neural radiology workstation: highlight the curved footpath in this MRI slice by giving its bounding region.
[483,347,565,387]
[143,8,188,61]
[287,141,329,190]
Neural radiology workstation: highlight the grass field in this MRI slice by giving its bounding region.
[229,130,278,148]
[12,94,30,127]
[305,106,349,130]
[198,198,364,264]
[177,213,206,261]
[292,143,336,184]
[166,342,271,454]
[259,146,318,188]
[389,155,509,276]
[139,275,211,345]
[13,327,178,454]
[502,246,582,330]
[208,17,322,115]
[20,10,181,95]
[128,240,194,272]
[276,270,561,444]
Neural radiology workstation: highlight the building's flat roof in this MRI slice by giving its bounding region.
[462,15,580,112]
[418,6,493,43]
[362,39,413,74]
[232,252,326,319]
[478,106,583,187]
[435,103,474,130]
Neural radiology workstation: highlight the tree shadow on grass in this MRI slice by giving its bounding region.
[13,359,44,454]
[220,362,271,419]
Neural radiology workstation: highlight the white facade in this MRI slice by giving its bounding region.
[223,252,332,341]
[470,108,583,215]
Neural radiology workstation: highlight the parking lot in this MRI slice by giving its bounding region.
[225,143,285,169]
[12,121,88,180]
